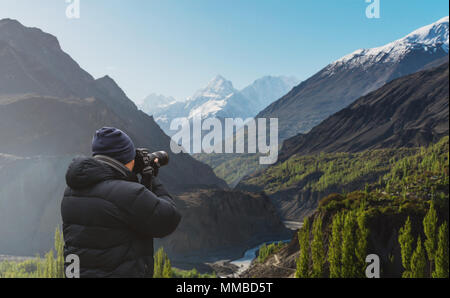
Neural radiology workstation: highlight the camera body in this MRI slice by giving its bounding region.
[134,148,169,177]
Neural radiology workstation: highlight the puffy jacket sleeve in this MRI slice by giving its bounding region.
[150,177,172,199]
[115,179,181,238]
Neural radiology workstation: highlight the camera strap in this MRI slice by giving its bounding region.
[94,155,132,179]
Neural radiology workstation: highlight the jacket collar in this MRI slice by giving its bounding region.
[65,156,138,190]
[94,155,139,183]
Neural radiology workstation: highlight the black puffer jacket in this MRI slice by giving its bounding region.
[61,156,181,278]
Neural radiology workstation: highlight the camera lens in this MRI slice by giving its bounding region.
[151,151,169,167]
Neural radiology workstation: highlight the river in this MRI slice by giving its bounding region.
[221,221,302,277]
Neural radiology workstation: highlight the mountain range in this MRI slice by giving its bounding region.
[0,18,225,191]
[238,62,449,221]
[136,93,178,117]
[196,16,450,187]
[280,62,449,161]
[140,75,298,136]
[258,16,449,141]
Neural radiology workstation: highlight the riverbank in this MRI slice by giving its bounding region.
[213,221,302,278]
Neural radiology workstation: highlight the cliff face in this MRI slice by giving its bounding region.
[156,189,293,264]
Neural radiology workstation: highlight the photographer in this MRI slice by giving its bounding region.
[61,127,181,278]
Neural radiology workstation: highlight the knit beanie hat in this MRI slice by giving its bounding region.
[92,127,136,164]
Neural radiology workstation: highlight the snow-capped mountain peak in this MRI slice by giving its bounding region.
[188,97,230,119]
[328,16,449,72]
[137,93,178,115]
[142,74,298,133]
[189,75,236,101]
[402,16,449,50]
[206,75,234,91]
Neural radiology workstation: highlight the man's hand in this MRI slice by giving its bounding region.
[141,158,160,191]
[153,158,160,177]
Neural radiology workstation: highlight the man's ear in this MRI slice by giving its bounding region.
[124,160,135,172]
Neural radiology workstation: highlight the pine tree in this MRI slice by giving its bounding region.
[341,212,357,278]
[162,256,173,278]
[399,217,414,278]
[153,247,173,278]
[54,227,65,278]
[43,250,55,278]
[311,216,325,278]
[410,236,427,278]
[258,244,268,263]
[36,255,44,278]
[153,247,165,278]
[356,209,369,277]
[433,222,449,278]
[295,217,310,278]
[329,212,344,278]
[423,201,438,274]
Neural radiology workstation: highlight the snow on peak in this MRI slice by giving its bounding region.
[188,97,229,119]
[204,75,235,96]
[328,16,449,72]
[188,75,236,102]
[402,16,449,50]
[139,93,177,107]
[137,93,178,115]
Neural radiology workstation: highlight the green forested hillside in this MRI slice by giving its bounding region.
[242,137,449,278]
[239,147,421,195]
[237,138,449,221]
[319,136,448,215]
[193,152,267,187]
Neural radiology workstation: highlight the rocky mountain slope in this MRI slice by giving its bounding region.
[241,137,449,278]
[0,18,226,191]
[156,189,292,266]
[238,64,449,221]
[280,62,449,161]
[137,93,178,116]
[257,16,449,141]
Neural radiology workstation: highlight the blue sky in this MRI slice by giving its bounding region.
[0,0,448,101]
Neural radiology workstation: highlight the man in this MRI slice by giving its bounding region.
[61,127,181,278]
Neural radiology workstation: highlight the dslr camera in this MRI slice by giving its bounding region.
[133,148,169,177]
